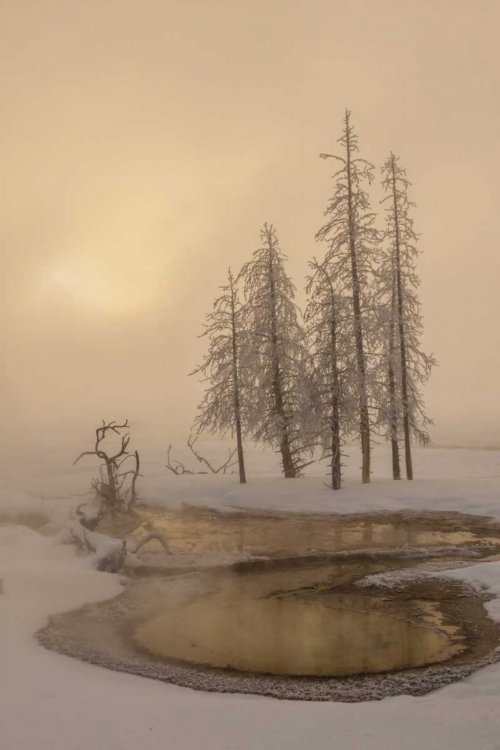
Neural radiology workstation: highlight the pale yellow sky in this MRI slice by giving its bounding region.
[1,0,499,444]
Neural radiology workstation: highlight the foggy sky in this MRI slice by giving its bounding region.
[2,0,499,446]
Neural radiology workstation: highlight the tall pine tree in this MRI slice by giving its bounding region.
[374,258,402,479]
[305,259,358,489]
[191,269,247,483]
[316,111,379,483]
[240,224,314,478]
[380,153,436,478]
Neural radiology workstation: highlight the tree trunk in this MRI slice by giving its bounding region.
[272,356,296,478]
[230,278,247,484]
[327,271,341,490]
[388,359,401,480]
[345,114,370,484]
[128,450,141,505]
[104,459,119,511]
[267,231,297,478]
[388,276,401,480]
[391,155,413,480]
[234,410,246,483]
[280,431,296,478]
[331,412,341,489]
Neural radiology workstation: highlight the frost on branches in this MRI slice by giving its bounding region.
[373,257,403,479]
[379,152,436,479]
[316,110,380,484]
[191,269,247,483]
[239,224,315,478]
[305,259,358,489]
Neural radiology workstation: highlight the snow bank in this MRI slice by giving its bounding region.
[5,443,500,519]
[2,522,500,749]
[444,562,500,622]
[2,444,500,748]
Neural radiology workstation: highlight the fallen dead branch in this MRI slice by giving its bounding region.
[67,519,172,574]
[166,435,237,476]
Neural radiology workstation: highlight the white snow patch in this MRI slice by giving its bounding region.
[2,445,500,748]
[442,562,500,622]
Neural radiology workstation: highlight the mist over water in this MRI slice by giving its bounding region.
[135,592,456,676]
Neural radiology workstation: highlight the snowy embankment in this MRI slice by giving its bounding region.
[3,443,500,518]
[2,445,500,749]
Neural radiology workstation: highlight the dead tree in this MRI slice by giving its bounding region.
[74,420,141,520]
[187,434,238,474]
[116,450,141,506]
[165,436,237,476]
[165,445,195,475]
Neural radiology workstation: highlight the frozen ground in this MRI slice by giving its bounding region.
[2,440,500,518]
[2,443,500,749]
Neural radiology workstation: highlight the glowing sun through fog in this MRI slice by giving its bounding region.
[45,257,153,316]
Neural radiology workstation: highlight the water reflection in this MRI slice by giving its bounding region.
[114,506,495,557]
[134,593,457,676]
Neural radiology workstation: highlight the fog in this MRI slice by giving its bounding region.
[2,0,499,451]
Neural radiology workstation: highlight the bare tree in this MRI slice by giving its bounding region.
[117,450,141,506]
[239,224,315,478]
[187,434,238,474]
[190,269,247,483]
[316,110,379,483]
[165,436,237,476]
[305,259,357,489]
[74,420,141,520]
[165,445,196,475]
[380,153,436,478]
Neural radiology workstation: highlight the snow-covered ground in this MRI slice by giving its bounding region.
[2,441,500,518]
[2,443,500,749]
